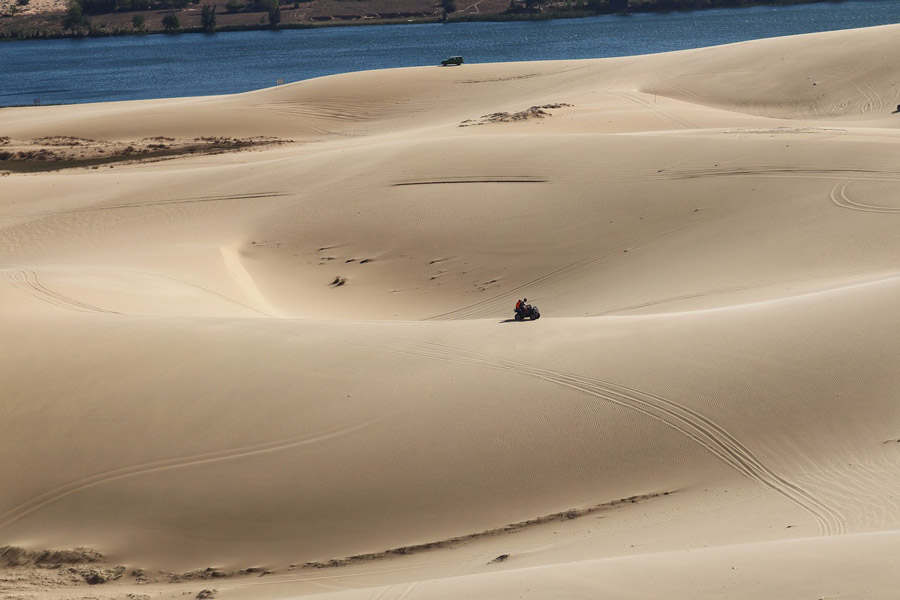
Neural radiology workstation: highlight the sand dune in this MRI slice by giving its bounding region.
[2,22,900,600]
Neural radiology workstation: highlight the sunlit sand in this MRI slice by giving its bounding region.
[2,23,900,600]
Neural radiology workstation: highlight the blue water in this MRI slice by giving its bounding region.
[1,0,899,107]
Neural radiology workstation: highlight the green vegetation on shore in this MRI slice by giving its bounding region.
[0,0,850,41]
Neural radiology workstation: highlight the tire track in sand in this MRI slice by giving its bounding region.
[222,319,847,536]
[830,181,900,213]
[383,336,846,536]
[590,285,753,316]
[648,165,900,182]
[2,264,272,317]
[0,192,289,220]
[616,89,694,130]
[0,265,119,314]
[0,421,374,533]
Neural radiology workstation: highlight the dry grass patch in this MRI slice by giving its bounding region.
[0,136,292,173]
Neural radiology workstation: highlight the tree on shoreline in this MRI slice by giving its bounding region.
[201,4,216,30]
[267,0,280,26]
[440,0,456,20]
[61,1,88,33]
[161,11,180,30]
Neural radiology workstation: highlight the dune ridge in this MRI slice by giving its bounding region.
[2,22,900,600]
[302,492,672,569]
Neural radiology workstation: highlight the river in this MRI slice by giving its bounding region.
[1,0,899,107]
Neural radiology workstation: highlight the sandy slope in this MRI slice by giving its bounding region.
[2,23,900,600]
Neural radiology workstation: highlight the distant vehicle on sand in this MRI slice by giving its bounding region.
[441,56,464,66]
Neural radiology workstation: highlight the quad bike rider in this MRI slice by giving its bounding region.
[514,298,540,321]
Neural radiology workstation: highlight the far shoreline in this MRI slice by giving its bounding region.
[0,0,860,42]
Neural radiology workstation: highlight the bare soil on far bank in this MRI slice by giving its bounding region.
[0,0,510,39]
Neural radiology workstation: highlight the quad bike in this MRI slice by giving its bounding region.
[514,304,540,321]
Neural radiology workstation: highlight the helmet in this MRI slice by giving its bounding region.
[523,298,527,302]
